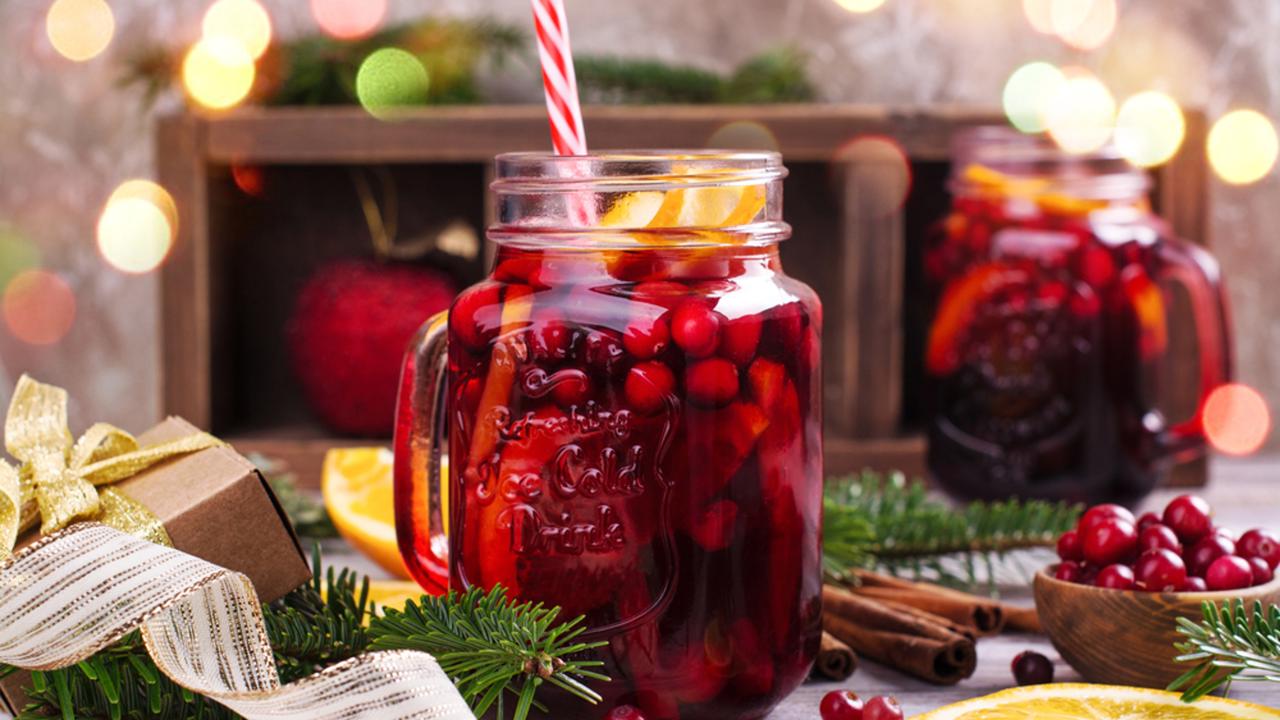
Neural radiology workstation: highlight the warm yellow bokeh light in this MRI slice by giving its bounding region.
[311,0,388,40]
[203,0,273,60]
[1208,109,1279,185]
[1003,61,1066,134]
[45,0,115,62]
[1045,69,1116,155]
[1050,0,1116,51]
[1022,0,1055,34]
[706,121,781,152]
[3,269,75,346]
[834,135,913,217]
[833,0,887,13]
[182,36,256,110]
[98,180,178,274]
[1114,91,1186,167]
[1203,383,1270,456]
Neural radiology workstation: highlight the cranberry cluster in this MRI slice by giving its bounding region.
[1053,495,1280,592]
[818,691,903,720]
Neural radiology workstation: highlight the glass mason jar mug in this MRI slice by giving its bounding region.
[923,128,1232,503]
[394,151,823,719]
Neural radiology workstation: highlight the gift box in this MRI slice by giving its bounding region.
[1,416,312,714]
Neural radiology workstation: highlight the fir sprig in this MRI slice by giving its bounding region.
[1170,600,1280,702]
[370,586,609,720]
[576,47,816,104]
[823,470,1082,589]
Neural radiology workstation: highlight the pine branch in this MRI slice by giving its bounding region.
[1170,600,1280,702]
[576,46,816,105]
[823,470,1081,589]
[369,585,609,720]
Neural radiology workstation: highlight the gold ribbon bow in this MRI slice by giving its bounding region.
[0,375,223,560]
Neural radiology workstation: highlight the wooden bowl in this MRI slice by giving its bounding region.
[1033,568,1280,688]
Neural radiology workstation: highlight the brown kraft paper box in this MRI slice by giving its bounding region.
[1,416,313,714]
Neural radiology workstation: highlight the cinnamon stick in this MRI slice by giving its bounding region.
[822,584,976,685]
[1001,604,1043,634]
[815,631,858,681]
[849,569,1006,636]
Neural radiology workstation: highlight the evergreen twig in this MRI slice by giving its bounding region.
[577,46,816,104]
[823,470,1081,589]
[1169,600,1280,702]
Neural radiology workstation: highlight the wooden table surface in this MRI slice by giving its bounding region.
[6,458,1278,719]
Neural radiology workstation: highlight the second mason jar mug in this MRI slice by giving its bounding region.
[923,127,1232,504]
[394,151,823,719]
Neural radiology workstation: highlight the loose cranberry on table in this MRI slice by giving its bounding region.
[1239,528,1280,569]
[1095,564,1135,590]
[1134,549,1187,592]
[863,695,904,720]
[1011,650,1055,686]
[606,705,647,720]
[1205,555,1255,591]
[819,690,864,720]
[1082,518,1138,567]
[1163,495,1214,543]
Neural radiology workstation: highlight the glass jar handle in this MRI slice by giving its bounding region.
[393,310,451,594]
[1149,239,1233,461]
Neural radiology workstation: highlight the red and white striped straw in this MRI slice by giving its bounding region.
[530,0,588,157]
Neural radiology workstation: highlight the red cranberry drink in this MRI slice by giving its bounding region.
[395,152,823,719]
[924,128,1232,503]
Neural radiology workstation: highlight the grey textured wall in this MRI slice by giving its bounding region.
[0,0,1277,437]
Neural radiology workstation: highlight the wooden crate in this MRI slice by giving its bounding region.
[156,104,1211,486]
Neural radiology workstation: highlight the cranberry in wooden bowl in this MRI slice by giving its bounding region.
[1034,495,1280,688]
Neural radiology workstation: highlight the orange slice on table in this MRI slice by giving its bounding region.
[322,447,409,580]
[912,683,1280,720]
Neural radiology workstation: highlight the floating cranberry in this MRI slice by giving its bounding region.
[1238,529,1280,570]
[1080,504,1136,534]
[1056,529,1083,561]
[671,302,722,357]
[1080,245,1116,287]
[1095,564,1135,590]
[530,315,575,363]
[1163,495,1213,543]
[720,313,763,365]
[1134,549,1187,592]
[550,370,591,407]
[1136,511,1163,530]
[1250,557,1275,586]
[1053,561,1084,583]
[607,705,647,720]
[631,280,687,309]
[1205,555,1254,591]
[625,362,675,415]
[863,695,903,720]
[1138,524,1182,555]
[623,313,670,360]
[1011,650,1055,686]
[818,690,864,720]
[1188,535,1236,577]
[1183,576,1208,592]
[686,358,740,407]
[451,283,502,350]
[1082,518,1138,567]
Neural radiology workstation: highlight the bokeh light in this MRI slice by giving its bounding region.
[833,135,912,217]
[0,224,40,290]
[706,121,781,152]
[181,35,256,109]
[45,0,115,62]
[182,36,256,110]
[311,0,388,40]
[1208,109,1279,185]
[1203,383,1271,456]
[356,49,430,119]
[3,269,75,346]
[202,0,273,60]
[1049,0,1116,51]
[1022,0,1055,34]
[1044,68,1116,155]
[833,0,887,13]
[1003,61,1066,134]
[1114,91,1185,167]
[97,180,178,274]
